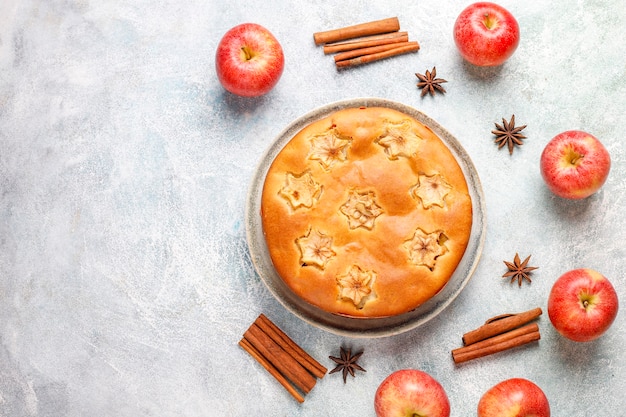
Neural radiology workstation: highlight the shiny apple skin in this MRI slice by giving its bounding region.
[548,268,619,342]
[453,2,520,66]
[215,23,284,97]
[374,369,450,417]
[477,378,550,417]
[540,130,611,199]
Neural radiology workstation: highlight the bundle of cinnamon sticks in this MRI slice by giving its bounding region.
[239,314,327,403]
[313,17,420,68]
[451,307,542,364]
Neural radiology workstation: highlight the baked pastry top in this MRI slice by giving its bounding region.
[260,106,473,318]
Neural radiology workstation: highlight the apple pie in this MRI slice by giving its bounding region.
[261,106,472,318]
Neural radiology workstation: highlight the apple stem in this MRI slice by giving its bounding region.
[570,154,583,164]
[241,46,253,61]
[583,299,589,309]
[482,13,498,30]
[565,147,584,166]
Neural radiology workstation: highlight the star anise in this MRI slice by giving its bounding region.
[329,347,366,383]
[416,67,447,97]
[492,115,527,155]
[503,253,538,287]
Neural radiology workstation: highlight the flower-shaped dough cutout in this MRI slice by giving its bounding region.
[404,228,448,270]
[337,265,376,308]
[279,171,322,210]
[410,173,452,209]
[340,190,383,230]
[296,228,336,269]
[308,129,352,170]
[375,120,423,160]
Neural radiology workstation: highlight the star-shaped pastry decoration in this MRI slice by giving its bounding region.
[503,253,538,287]
[492,115,527,155]
[410,173,452,209]
[308,129,351,170]
[296,228,336,269]
[416,66,447,97]
[279,171,322,210]
[340,190,383,230]
[336,264,376,308]
[329,347,366,383]
[404,228,447,270]
[375,120,423,159]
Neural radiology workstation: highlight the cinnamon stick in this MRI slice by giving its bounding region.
[334,41,418,63]
[452,326,541,364]
[455,323,539,355]
[314,17,400,45]
[323,32,408,54]
[243,323,317,394]
[335,43,420,68]
[239,338,305,403]
[462,307,543,346]
[256,314,327,379]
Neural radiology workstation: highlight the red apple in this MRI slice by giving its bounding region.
[374,369,450,417]
[453,2,520,66]
[215,23,284,97]
[477,378,550,417]
[548,268,619,342]
[540,130,611,199]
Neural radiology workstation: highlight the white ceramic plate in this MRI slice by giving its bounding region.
[245,98,486,337]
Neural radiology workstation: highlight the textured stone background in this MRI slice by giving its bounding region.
[1,0,624,416]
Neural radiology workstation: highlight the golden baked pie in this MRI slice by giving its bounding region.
[261,106,472,318]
